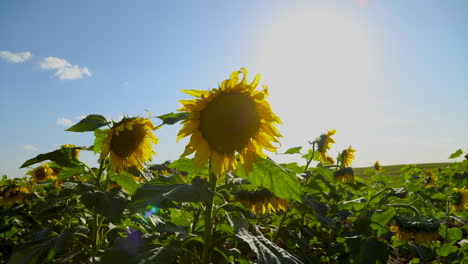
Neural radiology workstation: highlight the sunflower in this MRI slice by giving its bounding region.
[234,188,288,215]
[99,117,158,173]
[177,68,281,176]
[61,144,80,160]
[374,161,382,172]
[334,167,355,184]
[389,215,439,244]
[316,130,336,163]
[0,184,29,206]
[27,162,57,183]
[452,187,468,211]
[340,146,356,168]
[424,169,436,189]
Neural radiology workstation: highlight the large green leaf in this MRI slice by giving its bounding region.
[101,234,181,264]
[8,229,73,264]
[93,129,108,154]
[66,114,109,132]
[132,178,211,209]
[20,148,81,168]
[157,112,189,125]
[237,157,301,201]
[109,171,139,195]
[226,212,303,264]
[80,191,128,223]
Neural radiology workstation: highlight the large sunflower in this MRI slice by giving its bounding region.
[452,187,468,211]
[340,146,356,168]
[27,162,57,183]
[316,130,336,163]
[177,68,281,176]
[99,117,158,173]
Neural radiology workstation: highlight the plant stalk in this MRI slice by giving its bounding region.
[202,160,217,264]
[304,142,316,172]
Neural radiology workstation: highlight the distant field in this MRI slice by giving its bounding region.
[354,162,453,182]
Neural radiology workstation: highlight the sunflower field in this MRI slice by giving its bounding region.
[1,69,467,264]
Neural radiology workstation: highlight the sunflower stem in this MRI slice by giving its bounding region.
[273,210,288,243]
[304,142,316,173]
[202,160,217,264]
[445,198,450,241]
[388,203,421,217]
[91,159,106,262]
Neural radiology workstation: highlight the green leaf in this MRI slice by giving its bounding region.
[302,196,335,227]
[101,236,181,264]
[346,237,390,264]
[436,243,458,257]
[279,162,304,174]
[284,147,302,154]
[449,149,463,159]
[66,114,109,132]
[9,229,73,264]
[430,193,446,200]
[80,191,128,223]
[226,212,303,264]
[109,171,139,195]
[132,178,211,209]
[157,112,189,125]
[93,129,108,154]
[371,208,396,236]
[167,157,208,174]
[20,148,81,168]
[237,157,301,201]
[446,227,462,245]
[58,166,85,180]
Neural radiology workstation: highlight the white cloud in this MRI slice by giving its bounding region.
[76,115,87,120]
[39,56,92,80]
[0,51,32,63]
[23,145,38,151]
[57,117,74,127]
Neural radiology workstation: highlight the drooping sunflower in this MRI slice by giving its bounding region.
[452,187,468,211]
[316,130,336,163]
[61,144,80,160]
[340,146,356,168]
[177,68,282,176]
[234,188,288,215]
[389,215,439,244]
[424,169,436,189]
[0,183,29,206]
[374,161,382,172]
[334,167,355,184]
[99,117,158,173]
[27,162,58,183]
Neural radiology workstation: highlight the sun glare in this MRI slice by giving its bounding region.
[254,3,380,160]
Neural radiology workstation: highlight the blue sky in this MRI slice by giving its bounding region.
[1,0,467,178]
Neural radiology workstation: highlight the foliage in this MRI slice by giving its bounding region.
[1,114,468,264]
